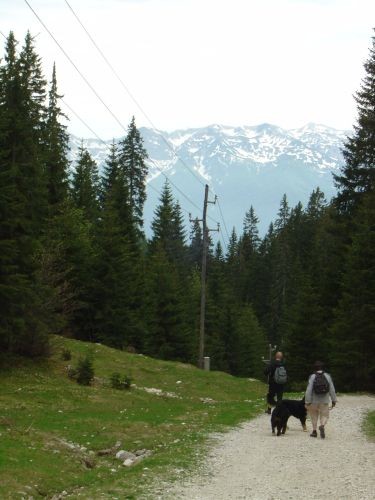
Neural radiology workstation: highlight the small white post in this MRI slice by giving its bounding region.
[203,356,210,371]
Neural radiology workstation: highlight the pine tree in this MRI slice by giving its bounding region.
[150,181,187,267]
[306,187,327,220]
[235,305,267,378]
[238,206,261,304]
[44,63,70,208]
[188,217,203,269]
[39,202,97,340]
[18,31,47,142]
[274,194,290,232]
[95,145,144,350]
[118,116,148,229]
[145,245,192,362]
[268,195,292,345]
[0,32,49,356]
[334,32,375,213]
[71,144,100,223]
[330,190,375,391]
[243,205,260,251]
[100,140,119,203]
[95,199,139,349]
[284,275,325,385]
[205,242,230,371]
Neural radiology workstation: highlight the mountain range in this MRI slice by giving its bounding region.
[69,122,350,240]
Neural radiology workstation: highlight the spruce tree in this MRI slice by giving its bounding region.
[145,245,192,362]
[40,202,97,340]
[330,190,375,391]
[188,217,203,269]
[71,144,100,224]
[118,116,148,229]
[235,305,267,378]
[44,63,70,208]
[334,31,375,213]
[100,141,119,203]
[150,181,187,267]
[95,144,144,350]
[0,32,49,356]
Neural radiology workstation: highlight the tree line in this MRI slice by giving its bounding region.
[0,31,374,391]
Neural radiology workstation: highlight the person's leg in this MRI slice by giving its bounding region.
[308,404,319,436]
[276,390,283,402]
[318,403,329,438]
[266,385,276,413]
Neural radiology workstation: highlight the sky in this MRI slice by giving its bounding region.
[1,0,374,139]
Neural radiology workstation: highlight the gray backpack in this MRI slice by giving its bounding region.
[274,365,287,384]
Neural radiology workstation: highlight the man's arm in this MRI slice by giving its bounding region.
[327,374,337,404]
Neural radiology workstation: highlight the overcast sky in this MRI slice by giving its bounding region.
[1,0,374,138]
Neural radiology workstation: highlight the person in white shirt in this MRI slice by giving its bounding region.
[305,360,337,438]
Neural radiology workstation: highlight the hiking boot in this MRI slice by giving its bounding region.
[319,425,325,439]
[310,430,317,437]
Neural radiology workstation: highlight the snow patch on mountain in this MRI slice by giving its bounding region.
[68,122,350,236]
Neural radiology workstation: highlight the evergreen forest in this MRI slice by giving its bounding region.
[1,31,374,392]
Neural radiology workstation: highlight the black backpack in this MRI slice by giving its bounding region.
[313,372,329,394]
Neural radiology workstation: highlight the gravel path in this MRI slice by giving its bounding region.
[158,395,375,500]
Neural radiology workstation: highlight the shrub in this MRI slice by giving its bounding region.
[76,356,94,386]
[62,348,72,361]
[110,372,132,390]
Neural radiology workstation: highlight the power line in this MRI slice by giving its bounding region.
[216,197,231,244]
[63,0,207,190]
[24,0,128,134]
[23,0,213,220]
[62,99,112,150]
[63,100,217,222]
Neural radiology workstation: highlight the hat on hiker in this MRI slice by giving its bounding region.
[314,360,324,371]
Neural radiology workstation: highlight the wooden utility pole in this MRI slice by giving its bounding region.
[198,184,219,369]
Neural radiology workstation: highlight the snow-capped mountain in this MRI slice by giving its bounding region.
[69,123,349,238]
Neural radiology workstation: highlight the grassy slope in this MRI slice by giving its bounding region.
[0,335,266,499]
[363,411,375,441]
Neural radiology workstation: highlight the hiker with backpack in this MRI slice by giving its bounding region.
[305,361,337,439]
[264,351,287,414]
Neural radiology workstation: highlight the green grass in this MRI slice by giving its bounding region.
[363,410,375,441]
[0,335,267,498]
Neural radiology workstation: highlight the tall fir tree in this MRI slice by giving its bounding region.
[44,63,70,208]
[71,144,100,224]
[150,181,187,268]
[334,32,375,213]
[118,116,148,230]
[100,140,119,203]
[188,217,203,269]
[95,144,144,349]
[330,190,375,391]
[0,32,49,355]
[144,245,193,362]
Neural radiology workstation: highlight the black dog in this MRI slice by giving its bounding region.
[271,397,307,435]
[271,403,290,436]
[280,397,307,431]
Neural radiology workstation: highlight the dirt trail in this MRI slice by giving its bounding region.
[155,395,375,500]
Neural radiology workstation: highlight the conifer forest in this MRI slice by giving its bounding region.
[0,31,374,392]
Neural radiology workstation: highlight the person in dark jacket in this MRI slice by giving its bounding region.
[264,351,286,414]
